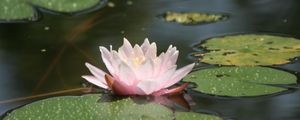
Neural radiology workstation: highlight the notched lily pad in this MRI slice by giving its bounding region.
[195,34,300,66]
[183,67,297,97]
[3,94,223,120]
[0,0,106,21]
[163,11,226,25]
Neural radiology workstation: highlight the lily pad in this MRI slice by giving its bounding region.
[175,112,222,120]
[195,34,300,66]
[183,67,297,97]
[163,11,226,25]
[3,94,222,120]
[3,94,173,120]
[0,0,104,21]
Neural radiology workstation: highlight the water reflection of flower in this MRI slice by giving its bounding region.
[82,38,194,96]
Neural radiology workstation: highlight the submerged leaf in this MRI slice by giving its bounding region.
[163,11,226,25]
[183,67,297,97]
[195,34,300,66]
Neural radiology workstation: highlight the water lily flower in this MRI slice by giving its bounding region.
[82,38,195,96]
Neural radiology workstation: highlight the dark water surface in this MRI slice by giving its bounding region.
[0,0,300,120]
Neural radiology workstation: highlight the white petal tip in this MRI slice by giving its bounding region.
[150,42,157,46]
[85,62,91,67]
[82,75,108,89]
[81,75,86,79]
[99,46,105,51]
[190,63,196,67]
[123,38,129,42]
[185,63,195,70]
[144,38,150,42]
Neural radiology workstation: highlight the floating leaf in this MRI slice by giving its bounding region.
[0,0,36,20]
[183,67,297,97]
[30,0,101,13]
[3,94,223,120]
[163,11,226,25]
[3,94,173,120]
[0,0,105,21]
[175,112,222,120]
[195,34,300,66]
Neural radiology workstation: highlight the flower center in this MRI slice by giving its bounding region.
[133,57,144,65]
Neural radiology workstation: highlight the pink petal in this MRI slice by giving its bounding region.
[135,88,147,95]
[112,78,136,95]
[118,38,133,58]
[152,58,162,77]
[85,62,106,80]
[137,80,160,95]
[163,63,195,88]
[110,51,123,74]
[137,65,176,95]
[169,47,178,58]
[155,65,177,83]
[145,43,157,59]
[135,59,154,80]
[82,75,108,89]
[104,74,136,95]
[123,45,145,69]
[141,38,151,53]
[153,83,188,96]
[118,62,137,86]
[158,53,173,73]
[154,52,165,74]
[166,46,177,58]
[170,51,179,65]
[133,44,145,58]
[159,46,178,72]
[154,65,176,89]
[99,46,115,74]
[167,45,173,51]
[165,45,177,56]
[151,89,168,96]
[158,52,165,59]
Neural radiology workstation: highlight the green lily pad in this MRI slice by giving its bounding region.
[175,112,222,120]
[0,0,104,21]
[0,0,36,20]
[195,34,300,66]
[163,11,226,25]
[3,94,222,120]
[183,67,297,97]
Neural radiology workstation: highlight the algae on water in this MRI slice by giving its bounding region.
[164,11,225,25]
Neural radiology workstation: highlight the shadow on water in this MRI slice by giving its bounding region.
[0,0,300,120]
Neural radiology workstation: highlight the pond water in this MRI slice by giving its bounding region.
[1,0,300,120]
